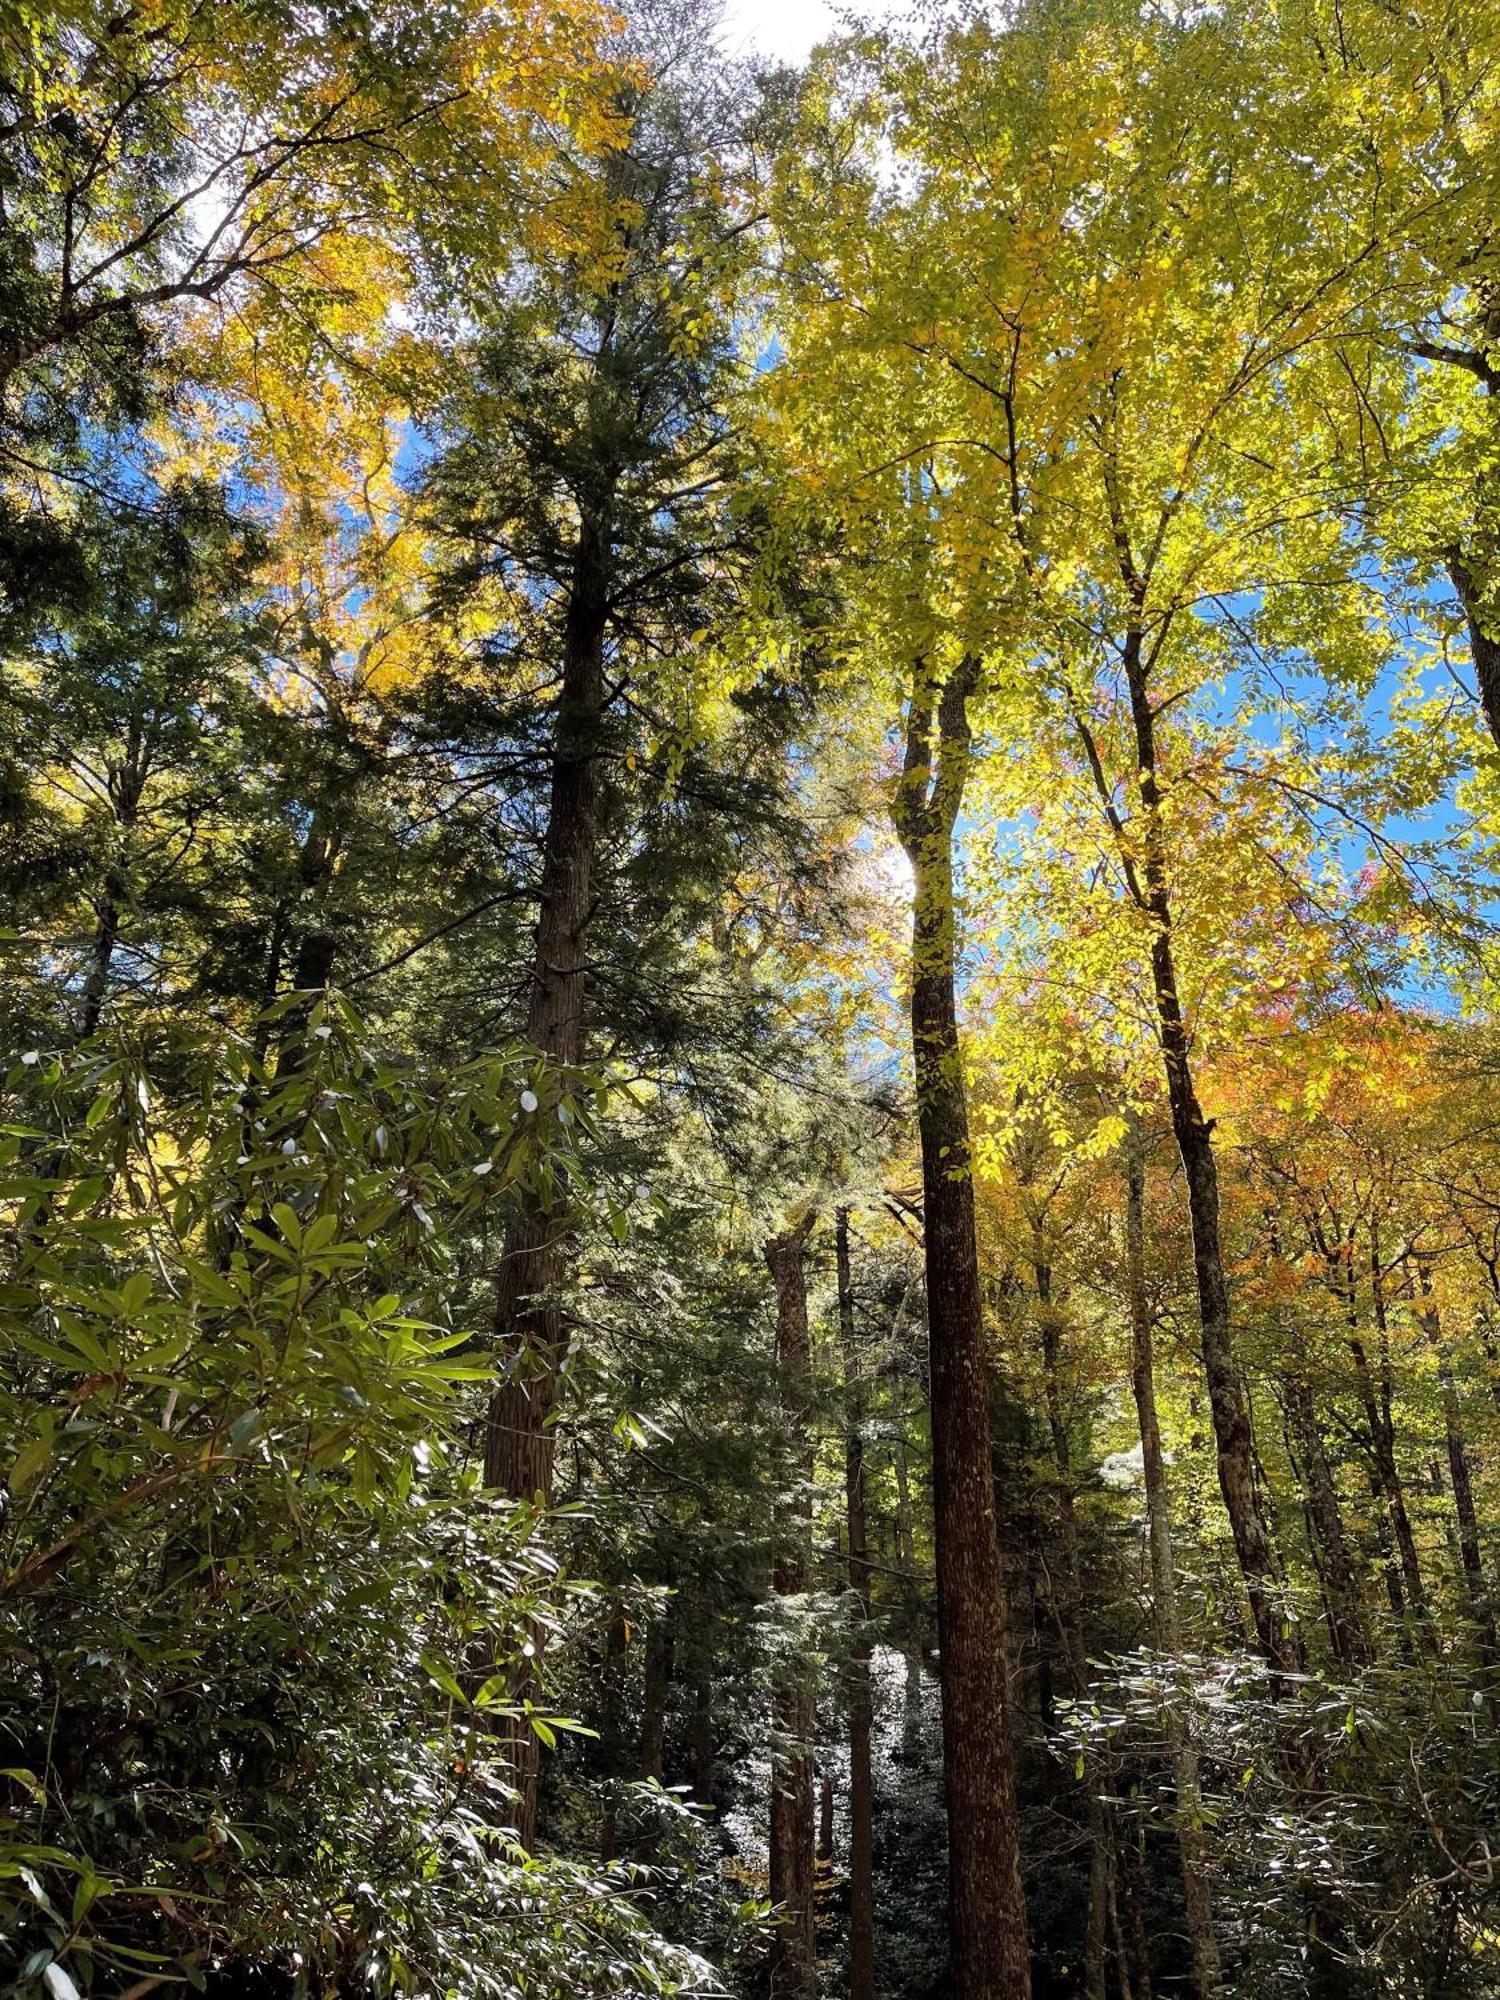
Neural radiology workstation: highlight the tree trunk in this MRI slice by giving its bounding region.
[1362,1234,1431,1635]
[1119,632,1294,1680]
[1108,1851,1136,2000]
[693,1659,715,1809]
[1123,1121,1221,2000]
[598,1607,627,1863]
[641,1616,669,1784]
[78,875,124,1038]
[1414,1259,1494,1651]
[1031,1223,1114,2000]
[893,1435,924,1708]
[288,809,342,997]
[1124,1824,1155,2000]
[892,656,1031,2000]
[836,1206,877,2000]
[1280,1372,1369,1667]
[1447,547,1500,752]
[765,1220,818,2000]
[482,499,612,1846]
[78,733,146,1037]
[1430,295,1500,751]
[1085,1795,1109,2000]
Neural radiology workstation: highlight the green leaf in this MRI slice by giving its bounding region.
[351,1440,378,1506]
[8,1433,52,1494]
[421,1654,469,1705]
[271,1202,302,1250]
[118,1270,151,1316]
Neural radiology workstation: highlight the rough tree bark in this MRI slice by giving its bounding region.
[1448,544,1500,752]
[1410,294,1500,751]
[892,654,1031,2000]
[1115,629,1296,1679]
[482,495,613,1846]
[1280,1371,1369,1668]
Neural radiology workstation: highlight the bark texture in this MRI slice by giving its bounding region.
[1117,631,1295,1679]
[1415,1259,1495,1653]
[1280,1372,1369,1668]
[482,497,612,1845]
[893,656,1031,2000]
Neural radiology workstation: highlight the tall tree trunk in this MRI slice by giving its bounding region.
[892,1437,924,1709]
[836,1206,877,2000]
[765,1219,818,2000]
[1124,1121,1221,2000]
[1085,1794,1109,2000]
[1118,632,1294,1679]
[267,806,348,1082]
[78,872,124,1038]
[78,732,146,1037]
[1363,1233,1431,1635]
[1426,294,1500,751]
[633,1612,671,1865]
[1031,1223,1112,2000]
[1414,1259,1494,1651]
[641,1615,669,1785]
[892,655,1031,2000]
[1108,1851,1136,2000]
[1280,1372,1369,1667]
[598,1607,627,1864]
[288,808,342,997]
[1447,546,1500,752]
[1124,1824,1155,2000]
[482,499,611,1845]
[692,1657,715,1809]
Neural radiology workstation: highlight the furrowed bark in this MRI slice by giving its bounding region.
[1119,630,1295,1680]
[893,655,1031,2000]
[1280,1371,1369,1668]
[482,497,611,1846]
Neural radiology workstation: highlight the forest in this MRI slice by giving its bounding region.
[3,0,1500,1994]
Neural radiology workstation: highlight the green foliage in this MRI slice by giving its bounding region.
[0,1002,705,1996]
[1060,1648,1500,1995]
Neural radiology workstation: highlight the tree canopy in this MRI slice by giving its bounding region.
[4,1,1500,1997]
